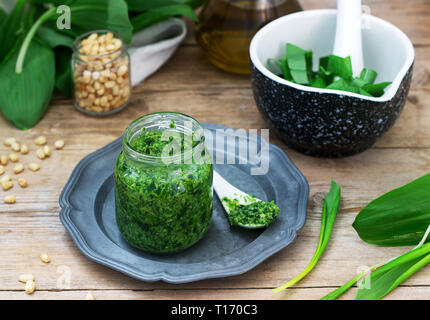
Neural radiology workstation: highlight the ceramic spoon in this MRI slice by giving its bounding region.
[333,0,364,77]
[213,170,268,229]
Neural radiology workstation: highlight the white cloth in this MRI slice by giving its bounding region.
[128,18,187,86]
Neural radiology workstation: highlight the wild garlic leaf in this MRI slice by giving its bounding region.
[54,46,73,96]
[273,181,341,293]
[37,25,74,48]
[286,43,311,85]
[362,82,391,97]
[355,244,430,300]
[0,0,26,64]
[360,68,378,84]
[327,55,353,80]
[126,0,187,11]
[51,0,133,43]
[131,4,198,32]
[0,39,55,129]
[353,173,430,246]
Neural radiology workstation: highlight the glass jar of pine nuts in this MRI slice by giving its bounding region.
[72,30,131,116]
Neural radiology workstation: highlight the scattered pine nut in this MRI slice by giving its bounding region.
[3,137,16,147]
[43,145,51,157]
[21,144,29,155]
[1,175,11,183]
[36,148,46,159]
[18,178,27,188]
[25,279,35,294]
[40,252,50,263]
[28,163,40,172]
[9,153,19,162]
[11,142,20,152]
[34,136,47,145]
[0,155,7,165]
[13,163,24,174]
[4,195,16,204]
[0,165,4,175]
[86,291,95,300]
[54,140,65,150]
[19,274,35,283]
[1,180,13,191]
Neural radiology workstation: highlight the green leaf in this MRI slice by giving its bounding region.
[54,46,73,96]
[125,0,206,11]
[56,0,133,43]
[327,55,353,80]
[131,4,198,32]
[362,82,391,97]
[0,39,55,129]
[37,25,74,48]
[311,76,326,89]
[355,244,430,300]
[353,173,430,246]
[279,57,292,81]
[323,242,430,300]
[273,181,341,292]
[327,78,359,94]
[0,7,7,22]
[360,68,378,84]
[0,0,27,63]
[286,43,311,85]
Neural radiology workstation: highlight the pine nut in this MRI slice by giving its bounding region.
[9,153,19,162]
[18,178,27,188]
[2,180,13,191]
[21,144,29,154]
[1,175,11,183]
[4,195,16,204]
[13,163,24,174]
[3,137,16,147]
[54,140,65,150]
[43,145,51,157]
[19,274,35,283]
[25,279,35,294]
[0,165,4,175]
[0,155,7,165]
[11,142,20,152]
[40,252,50,263]
[34,136,47,145]
[36,148,46,160]
[28,163,40,171]
[117,65,128,76]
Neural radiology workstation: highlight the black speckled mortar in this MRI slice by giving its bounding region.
[250,10,415,157]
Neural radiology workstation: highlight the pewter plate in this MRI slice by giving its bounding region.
[59,123,308,283]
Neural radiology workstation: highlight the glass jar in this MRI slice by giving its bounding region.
[72,30,131,116]
[195,0,302,74]
[114,112,213,253]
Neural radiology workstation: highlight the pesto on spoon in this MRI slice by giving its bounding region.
[213,171,280,229]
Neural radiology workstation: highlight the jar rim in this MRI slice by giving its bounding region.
[123,112,205,164]
[72,29,126,60]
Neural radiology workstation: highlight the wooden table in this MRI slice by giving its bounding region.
[1,0,429,300]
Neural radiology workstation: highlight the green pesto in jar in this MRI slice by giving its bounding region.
[222,196,280,227]
[115,127,213,253]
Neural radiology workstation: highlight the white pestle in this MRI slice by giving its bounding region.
[333,0,364,77]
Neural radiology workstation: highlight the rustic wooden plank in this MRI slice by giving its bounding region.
[2,286,430,300]
[1,147,429,292]
[1,0,430,300]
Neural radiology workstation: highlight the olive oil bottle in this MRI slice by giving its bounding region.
[195,0,302,75]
